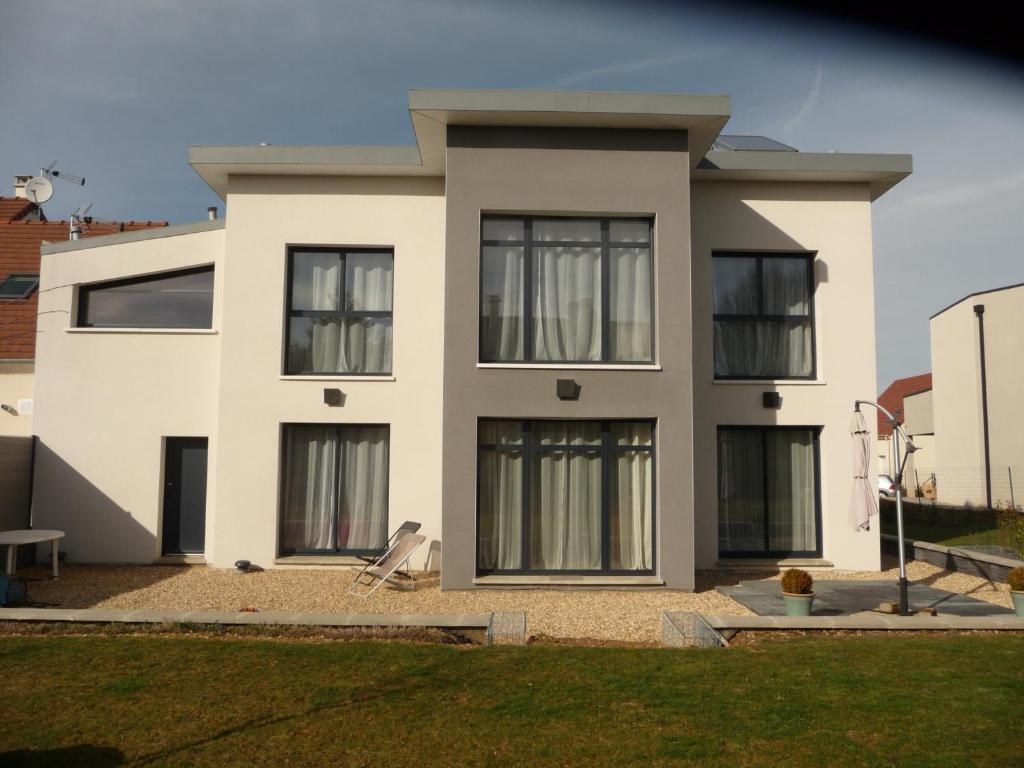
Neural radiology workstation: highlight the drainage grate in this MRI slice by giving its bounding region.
[487,611,527,645]
[661,611,728,648]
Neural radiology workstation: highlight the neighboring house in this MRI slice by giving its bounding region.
[0,191,166,436]
[31,89,911,587]
[927,283,1024,507]
[875,372,932,480]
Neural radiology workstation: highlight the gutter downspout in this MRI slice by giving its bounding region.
[973,304,992,510]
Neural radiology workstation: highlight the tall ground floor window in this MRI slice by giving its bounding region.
[717,426,821,557]
[478,420,654,574]
[280,424,389,555]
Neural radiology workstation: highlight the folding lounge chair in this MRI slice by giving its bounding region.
[356,521,421,580]
[348,533,426,598]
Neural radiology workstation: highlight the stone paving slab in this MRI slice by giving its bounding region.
[702,614,1024,631]
[717,579,1014,617]
[0,607,494,629]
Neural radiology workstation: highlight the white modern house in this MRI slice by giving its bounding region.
[31,89,911,589]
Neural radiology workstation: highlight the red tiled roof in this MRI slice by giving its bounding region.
[0,209,168,360]
[876,373,932,436]
[0,197,41,223]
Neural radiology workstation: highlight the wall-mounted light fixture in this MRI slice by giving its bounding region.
[762,392,782,409]
[323,388,345,407]
[556,379,581,401]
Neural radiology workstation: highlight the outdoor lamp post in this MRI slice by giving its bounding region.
[854,399,917,616]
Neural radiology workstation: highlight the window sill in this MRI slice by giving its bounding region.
[278,375,396,382]
[66,327,218,335]
[478,363,661,372]
[472,574,665,587]
[712,379,826,386]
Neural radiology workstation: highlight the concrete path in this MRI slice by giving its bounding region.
[717,579,1013,617]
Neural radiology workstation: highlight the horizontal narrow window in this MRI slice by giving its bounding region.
[280,424,389,556]
[285,248,393,375]
[480,216,654,364]
[717,426,821,557]
[478,419,654,575]
[712,252,814,379]
[77,266,214,329]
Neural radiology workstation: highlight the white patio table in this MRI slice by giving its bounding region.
[0,530,65,578]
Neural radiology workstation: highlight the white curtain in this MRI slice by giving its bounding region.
[478,447,523,570]
[531,423,602,570]
[480,246,524,361]
[307,318,393,373]
[610,423,653,570]
[281,427,337,551]
[767,430,816,552]
[337,426,389,550]
[533,246,602,361]
[609,247,652,362]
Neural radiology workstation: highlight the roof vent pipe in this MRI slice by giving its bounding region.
[207,206,218,221]
[69,213,81,241]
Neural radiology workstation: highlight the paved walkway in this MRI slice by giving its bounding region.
[717,579,1014,617]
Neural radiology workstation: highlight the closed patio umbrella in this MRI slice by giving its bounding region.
[848,409,878,531]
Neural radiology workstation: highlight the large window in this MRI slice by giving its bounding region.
[285,247,393,375]
[717,426,821,557]
[279,424,389,556]
[712,252,814,379]
[478,420,654,574]
[480,216,653,364]
[77,266,214,329]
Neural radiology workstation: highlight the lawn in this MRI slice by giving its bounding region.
[1,634,1022,767]
[880,499,1015,550]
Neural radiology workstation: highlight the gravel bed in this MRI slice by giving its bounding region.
[16,556,1012,643]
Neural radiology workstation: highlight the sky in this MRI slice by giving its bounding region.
[2,0,1023,390]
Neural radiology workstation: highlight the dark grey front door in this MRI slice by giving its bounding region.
[162,437,208,555]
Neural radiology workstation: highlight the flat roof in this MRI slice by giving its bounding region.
[41,219,224,255]
[929,280,1024,319]
[189,88,911,200]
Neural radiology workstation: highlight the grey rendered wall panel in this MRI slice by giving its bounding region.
[441,127,695,589]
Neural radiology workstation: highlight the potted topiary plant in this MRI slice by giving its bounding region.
[1008,566,1024,618]
[781,568,814,616]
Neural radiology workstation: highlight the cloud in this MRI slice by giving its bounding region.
[782,64,822,141]
[546,49,716,89]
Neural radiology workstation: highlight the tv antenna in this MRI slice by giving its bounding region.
[69,203,94,241]
[22,162,86,206]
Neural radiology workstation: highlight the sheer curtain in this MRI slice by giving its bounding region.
[609,247,652,362]
[531,423,601,570]
[718,429,766,553]
[337,426,389,551]
[478,422,523,570]
[610,423,653,570]
[281,427,337,551]
[767,430,816,552]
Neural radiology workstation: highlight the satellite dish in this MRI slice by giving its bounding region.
[24,176,53,204]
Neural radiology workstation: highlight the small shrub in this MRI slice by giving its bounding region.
[1008,567,1024,592]
[997,509,1024,559]
[781,568,813,595]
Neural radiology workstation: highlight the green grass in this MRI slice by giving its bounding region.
[879,500,1015,550]
[1,635,1023,767]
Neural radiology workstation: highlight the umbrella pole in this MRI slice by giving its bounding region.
[855,400,913,616]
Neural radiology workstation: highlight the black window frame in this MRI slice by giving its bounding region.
[479,215,655,364]
[716,425,823,558]
[283,245,395,376]
[0,273,39,299]
[712,250,817,380]
[476,418,656,576]
[277,422,391,558]
[75,265,215,329]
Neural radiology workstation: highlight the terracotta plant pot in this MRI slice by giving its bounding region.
[782,592,815,617]
[1012,591,1024,618]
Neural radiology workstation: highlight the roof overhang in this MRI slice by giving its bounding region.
[190,89,732,197]
[694,150,913,200]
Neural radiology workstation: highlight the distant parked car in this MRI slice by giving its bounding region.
[878,474,898,496]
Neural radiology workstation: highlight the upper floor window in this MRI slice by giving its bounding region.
[0,274,39,299]
[480,216,653,364]
[712,252,814,379]
[285,247,394,375]
[77,266,214,329]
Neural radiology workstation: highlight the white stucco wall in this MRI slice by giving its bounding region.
[691,181,881,570]
[32,228,224,562]
[0,363,34,436]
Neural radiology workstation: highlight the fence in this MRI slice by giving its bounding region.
[0,436,33,530]
[908,465,1022,510]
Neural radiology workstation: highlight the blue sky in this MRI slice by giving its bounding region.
[2,0,1023,389]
